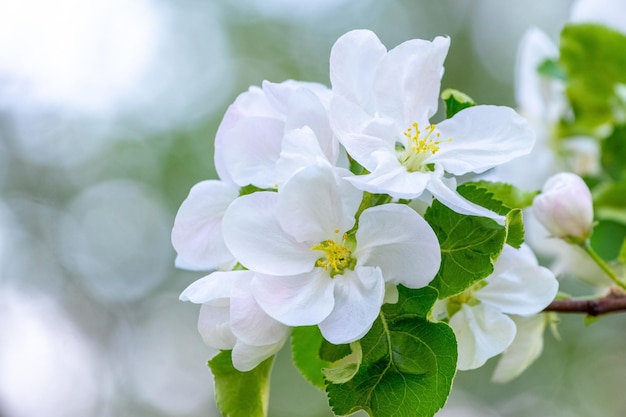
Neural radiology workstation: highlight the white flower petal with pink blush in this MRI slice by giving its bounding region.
[180,270,289,372]
[171,180,239,271]
[532,172,594,242]
[215,80,338,189]
[329,30,534,220]
[222,163,440,344]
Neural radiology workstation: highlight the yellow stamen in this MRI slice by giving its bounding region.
[312,239,355,277]
[399,122,452,172]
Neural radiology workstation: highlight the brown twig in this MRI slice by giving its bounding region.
[543,290,626,317]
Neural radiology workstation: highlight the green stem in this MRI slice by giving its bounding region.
[581,241,626,290]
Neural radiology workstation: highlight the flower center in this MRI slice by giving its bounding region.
[446,280,487,318]
[397,122,451,172]
[312,238,355,278]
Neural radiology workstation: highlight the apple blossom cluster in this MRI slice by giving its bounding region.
[171,27,626,417]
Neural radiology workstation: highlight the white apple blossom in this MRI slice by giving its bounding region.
[172,79,341,271]
[532,172,594,243]
[215,79,339,188]
[221,163,441,344]
[180,270,290,372]
[328,29,535,220]
[440,244,558,371]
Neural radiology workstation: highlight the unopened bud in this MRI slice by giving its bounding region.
[532,172,593,243]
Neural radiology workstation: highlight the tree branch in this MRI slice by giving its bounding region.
[543,291,626,316]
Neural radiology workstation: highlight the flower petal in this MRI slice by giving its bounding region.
[230,272,290,346]
[491,314,547,383]
[172,180,239,271]
[433,105,535,175]
[330,95,397,171]
[478,246,558,315]
[232,338,287,372]
[450,304,516,371]
[373,36,450,124]
[220,116,284,188]
[427,176,504,222]
[345,151,431,199]
[318,266,385,344]
[277,164,361,242]
[330,29,387,109]
[197,303,236,350]
[179,270,240,305]
[355,204,440,288]
[222,192,316,275]
[251,269,335,327]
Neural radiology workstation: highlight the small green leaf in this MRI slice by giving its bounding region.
[209,351,274,417]
[441,88,476,119]
[457,181,533,248]
[425,199,507,298]
[291,326,330,389]
[458,181,538,211]
[325,287,457,417]
[322,343,362,384]
[560,23,626,129]
[537,58,567,81]
[505,209,525,249]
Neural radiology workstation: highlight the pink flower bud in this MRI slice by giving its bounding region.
[532,173,594,242]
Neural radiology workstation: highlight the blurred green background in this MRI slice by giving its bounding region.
[1,0,625,416]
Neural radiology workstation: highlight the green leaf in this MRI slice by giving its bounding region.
[458,181,538,211]
[457,181,533,249]
[291,326,330,389]
[209,351,274,417]
[601,125,626,181]
[425,199,507,298]
[322,342,362,384]
[618,238,626,264]
[325,287,457,417]
[589,220,626,262]
[537,58,567,81]
[441,88,476,119]
[594,179,626,225]
[560,23,626,129]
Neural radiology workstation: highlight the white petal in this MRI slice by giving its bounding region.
[172,180,239,271]
[330,29,387,109]
[230,272,290,346]
[220,117,284,188]
[197,303,236,350]
[222,192,317,275]
[277,164,361,242]
[179,271,241,304]
[479,246,558,315]
[330,95,397,171]
[345,151,431,199]
[433,106,535,175]
[374,36,450,124]
[275,127,329,186]
[318,266,385,344]
[231,338,287,372]
[355,204,440,288]
[427,176,504,222]
[450,304,516,371]
[491,314,547,383]
[251,269,335,327]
